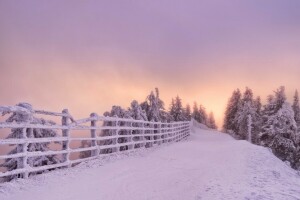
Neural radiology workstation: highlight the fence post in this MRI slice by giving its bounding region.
[114,120,120,153]
[150,122,154,147]
[21,127,29,178]
[19,109,33,179]
[128,121,134,150]
[62,109,70,166]
[169,123,173,142]
[247,114,252,143]
[179,122,183,141]
[174,123,178,142]
[90,113,98,157]
[141,122,145,148]
[158,123,162,145]
[168,123,171,143]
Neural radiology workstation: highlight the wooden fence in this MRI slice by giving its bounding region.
[0,105,191,181]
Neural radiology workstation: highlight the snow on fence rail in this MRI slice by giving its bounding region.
[0,105,191,181]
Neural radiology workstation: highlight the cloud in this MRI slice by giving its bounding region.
[0,0,300,127]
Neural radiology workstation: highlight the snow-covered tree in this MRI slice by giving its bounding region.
[235,87,256,140]
[292,90,300,127]
[141,88,165,122]
[192,102,200,122]
[99,106,132,153]
[223,89,241,134]
[259,87,298,164]
[252,96,263,143]
[0,103,60,181]
[183,104,192,121]
[169,96,185,121]
[128,100,148,121]
[128,100,148,148]
[254,96,262,115]
[198,105,208,124]
[169,98,176,121]
[207,112,217,129]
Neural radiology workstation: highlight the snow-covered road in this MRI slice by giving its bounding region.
[1,128,300,200]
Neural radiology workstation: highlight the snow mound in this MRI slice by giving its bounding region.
[1,128,300,200]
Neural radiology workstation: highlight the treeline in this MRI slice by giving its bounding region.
[223,86,300,170]
[103,88,217,129]
[80,88,217,157]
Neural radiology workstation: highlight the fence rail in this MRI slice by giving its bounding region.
[0,105,191,181]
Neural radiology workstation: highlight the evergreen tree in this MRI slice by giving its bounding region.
[159,110,173,122]
[254,96,262,115]
[169,98,176,121]
[169,96,185,121]
[184,104,192,121]
[259,86,298,165]
[223,89,241,133]
[128,100,148,121]
[192,102,200,122]
[0,103,60,181]
[252,96,263,143]
[128,100,148,148]
[207,112,217,129]
[292,90,300,127]
[198,105,208,124]
[141,88,165,122]
[235,87,256,140]
[100,106,132,153]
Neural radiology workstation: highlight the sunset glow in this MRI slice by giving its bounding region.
[1,0,300,127]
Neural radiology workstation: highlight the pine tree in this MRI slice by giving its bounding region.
[169,98,176,121]
[0,103,60,181]
[259,86,298,165]
[198,105,208,124]
[207,112,217,129]
[110,106,132,151]
[292,90,300,127]
[235,87,256,140]
[128,100,148,148]
[100,106,132,153]
[192,102,200,122]
[223,89,241,134]
[129,100,148,121]
[169,96,185,121]
[160,110,173,123]
[252,96,263,143]
[184,104,192,121]
[141,88,165,122]
[254,96,262,115]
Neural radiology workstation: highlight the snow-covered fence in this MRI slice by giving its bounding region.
[0,105,191,181]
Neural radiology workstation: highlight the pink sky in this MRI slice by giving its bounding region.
[0,0,300,127]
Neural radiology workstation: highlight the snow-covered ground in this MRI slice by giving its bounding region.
[1,127,300,200]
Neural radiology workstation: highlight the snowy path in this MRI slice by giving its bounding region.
[1,128,300,200]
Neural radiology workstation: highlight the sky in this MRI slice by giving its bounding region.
[0,0,300,127]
